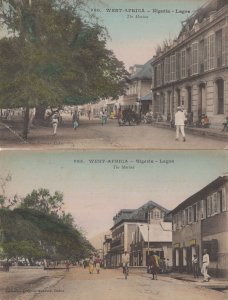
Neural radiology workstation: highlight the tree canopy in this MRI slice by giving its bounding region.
[0,187,94,261]
[0,0,128,137]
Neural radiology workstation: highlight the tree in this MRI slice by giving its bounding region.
[0,0,128,138]
[0,207,94,261]
[20,188,64,216]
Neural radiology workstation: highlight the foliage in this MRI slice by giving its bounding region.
[0,207,94,260]
[0,0,128,137]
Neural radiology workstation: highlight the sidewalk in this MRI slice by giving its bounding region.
[169,272,228,290]
[151,122,228,141]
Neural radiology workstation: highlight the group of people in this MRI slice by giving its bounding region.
[122,249,211,282]
[192,249,211,282]
[100,109,108,125]
[88,255,102,274]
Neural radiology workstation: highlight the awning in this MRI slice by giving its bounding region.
[140,91,153,101]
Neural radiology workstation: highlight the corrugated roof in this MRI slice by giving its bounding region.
[138,222,172,242]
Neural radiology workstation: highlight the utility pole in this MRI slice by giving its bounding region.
[147,209,150,267]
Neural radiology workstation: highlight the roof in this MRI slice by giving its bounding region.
[140,91,153,101]
[138,222,172,242]
[169,175,228,215]
[129,58,153,81]
[179,0,227,38]
[111,200,170,229]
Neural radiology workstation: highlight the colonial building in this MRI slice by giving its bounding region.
[169,174,228,277]
[103,234,112,268]
[151,0,228,128]
[109,201,170,267]
[118,59,153,114]
[130,221,172,267]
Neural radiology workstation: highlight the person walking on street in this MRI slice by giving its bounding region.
[122,251,130,274]
[95,256,101,274]
[88,256,94,274]
[192,254,199,278]
[149,251,159,280]
[201,249,211,282]
[72,111,79,130]
[52,114,59,136]
[175,106,186,142]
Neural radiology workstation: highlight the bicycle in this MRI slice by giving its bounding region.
[123,263,129,279]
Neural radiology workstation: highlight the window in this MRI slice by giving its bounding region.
[170,54,176,81]
[192,203,198,222]
[209,34,215,70]
[221,188,227,212]
[222,26,228,66]
[173,214,177,231]
[157,64,161,87]
[184,208,188,225]
[207,196,212,217]
[215,29,222,67]
[188,206,193,224]
[176,52,181,80]
[181,210,186,226]
[192,42,198,75]
[153,209,160,219]
[186,47,192,76]
[200,199,206,219]
[164,57,170,83]
[181,49,186,78]
[204,37,209,71]
[211,192,220,215]
[199,39,204,73]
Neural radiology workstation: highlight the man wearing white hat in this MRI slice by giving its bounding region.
[175,106,186,142]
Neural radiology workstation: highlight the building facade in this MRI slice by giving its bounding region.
[118,60,153,114]
[170,174,228,277]
[151,0,228,128]
[130,221,172,267]
[109,201,170,267]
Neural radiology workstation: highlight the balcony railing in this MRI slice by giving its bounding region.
[110,238,121,248]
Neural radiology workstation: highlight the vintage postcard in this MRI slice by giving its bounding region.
[0,149,227,299]
[0,0,227,150]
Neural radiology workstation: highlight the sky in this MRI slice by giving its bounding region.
[0,150,227,238]
[87,0,206,68]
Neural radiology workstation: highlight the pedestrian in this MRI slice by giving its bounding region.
[149,251,159,280]
[95,256,101,274]
[88,110,91,120]
[88,256,94,274]
[100,110,105,126]
[192,254,199,278]
[104,109,108,124]
[121,250,130,275]
[51,114,59,136]
[201,249,211,282]
[65,260,70,272]
[175,106,186,142]
[72,112,79,130]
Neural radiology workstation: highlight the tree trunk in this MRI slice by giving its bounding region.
[22,106,30,139]
[35,105,46,122]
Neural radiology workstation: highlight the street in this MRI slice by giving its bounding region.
[33,268,227,300]
[0,117,227,150]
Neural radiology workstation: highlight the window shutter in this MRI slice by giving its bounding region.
[222,188,227,212]
[204,37,208,71]
[222,26,228,66]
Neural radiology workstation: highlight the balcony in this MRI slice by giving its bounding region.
[110,238,122,248]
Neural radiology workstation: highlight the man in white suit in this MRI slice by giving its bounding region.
[175,106,186,142]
